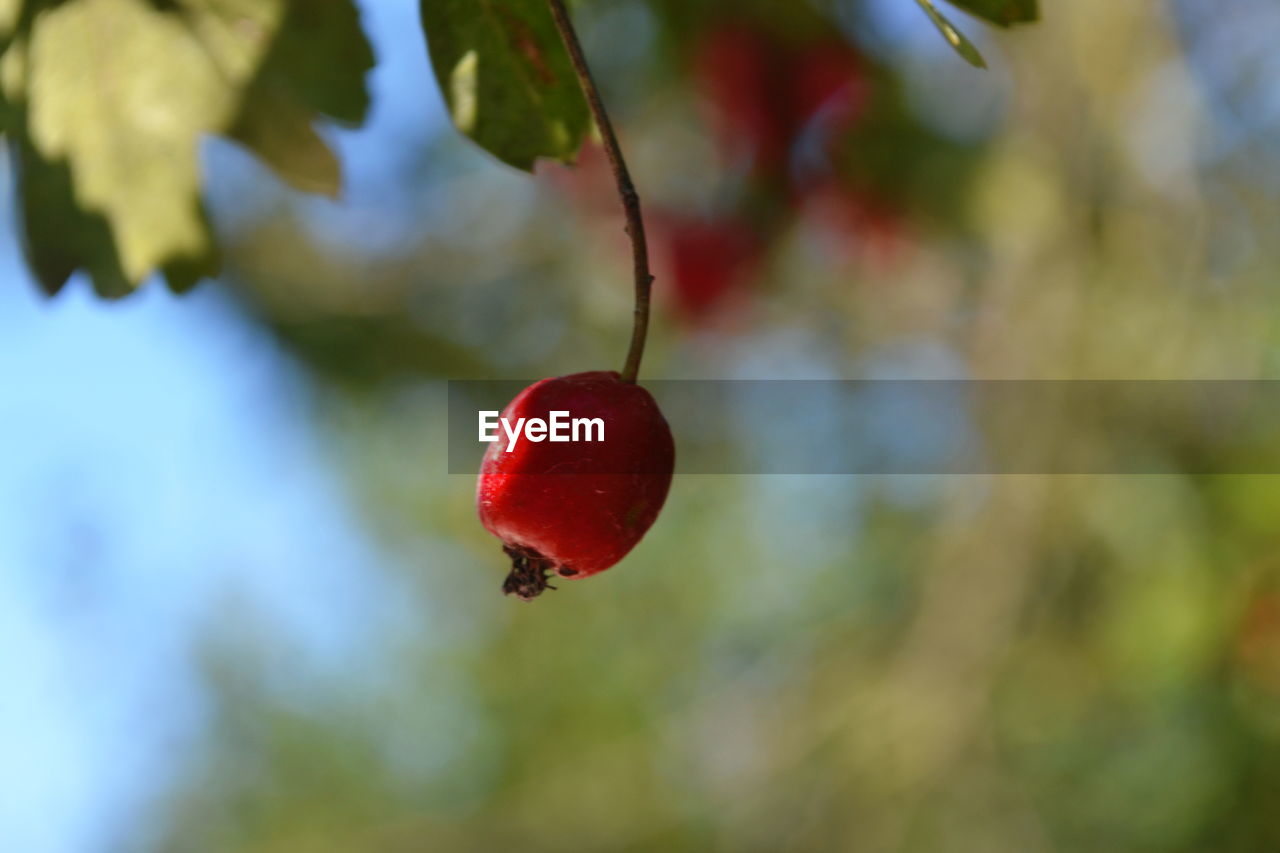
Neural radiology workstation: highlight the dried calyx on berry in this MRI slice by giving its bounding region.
[500,544,558,601]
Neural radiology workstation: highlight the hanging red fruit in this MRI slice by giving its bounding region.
[477,3,671,600]
[477,371,675,600]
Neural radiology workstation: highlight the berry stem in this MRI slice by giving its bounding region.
[547,0,653,384]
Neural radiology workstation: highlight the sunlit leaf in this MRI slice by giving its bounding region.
[0,29,24,133]
[0,0,20,40]
[421,0,591,170]
[25,0,277,286]
[915,0,988,68]
[16,0,370,296]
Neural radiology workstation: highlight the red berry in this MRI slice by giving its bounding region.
[476,371,675,600]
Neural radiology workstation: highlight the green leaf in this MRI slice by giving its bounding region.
[230,84,342,198]
[0,27,25,133]
[162,201,222,295]
[25,0,279,287]
[248,0,374,126]
[227,0,374,198]
[0,0,20,40]
[9,0,371,297]
[13,132,135,298]
[421,0,591,171]
[945,0,1039,27]
[915,0,988,68]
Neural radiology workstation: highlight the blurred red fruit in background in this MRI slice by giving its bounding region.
[546,23,897,327]
[694,24,788,178]
[540,141,615,214]
[791,41,871,143]
[803,180,907,272]
[1236,590,1280,693]
[656,214,764,322]
[694,24,870,189]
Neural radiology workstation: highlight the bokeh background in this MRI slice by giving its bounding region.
[6,0,1280,849]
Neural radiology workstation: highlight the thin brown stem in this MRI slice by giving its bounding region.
[547,0,653,384]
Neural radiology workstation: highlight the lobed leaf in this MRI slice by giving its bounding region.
[421,0,591,171]
[8,0,372,297]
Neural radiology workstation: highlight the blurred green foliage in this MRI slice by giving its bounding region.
[20,0,1280,850]
[1,0,372,296]
[0,0,1028,297]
